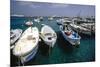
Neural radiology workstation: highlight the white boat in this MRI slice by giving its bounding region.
[48,17,53,21]
[39,16,43,21]
[70,23,91,35]
[80,23,95,34]
[10,29,23,49]
[80,23,95,30]
[34,18,40,23]
[40,24,57,47]
[56,18,72,25]
[13,27,39,63]
[56,19,64,25]
[60,25,81,45]
[25,21,33,26]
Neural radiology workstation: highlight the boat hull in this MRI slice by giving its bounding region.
[20,45,38,63]
[10,29,23,49]
[10,29,22,45]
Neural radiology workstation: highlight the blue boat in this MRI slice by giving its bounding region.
[60,25,81,46]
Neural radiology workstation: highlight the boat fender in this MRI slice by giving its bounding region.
[65,32,71,36]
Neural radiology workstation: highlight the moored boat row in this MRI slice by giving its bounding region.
[70,23,92,35]
[11,18,95,64]
[56,17,95,36]
[11,23,57,64]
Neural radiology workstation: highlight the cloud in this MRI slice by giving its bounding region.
[50,3,69,8]
[13,0,69,8]
[12,0,41,1]
[30,4,40,8]
[18,1,41,8]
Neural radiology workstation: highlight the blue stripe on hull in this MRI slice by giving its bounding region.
[22,45,38,63]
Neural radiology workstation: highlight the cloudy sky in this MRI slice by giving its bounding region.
[11,0,95,17]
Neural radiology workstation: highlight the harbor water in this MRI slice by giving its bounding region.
[10,17,95,66]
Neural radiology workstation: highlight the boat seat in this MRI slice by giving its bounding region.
[27,35,33,40]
